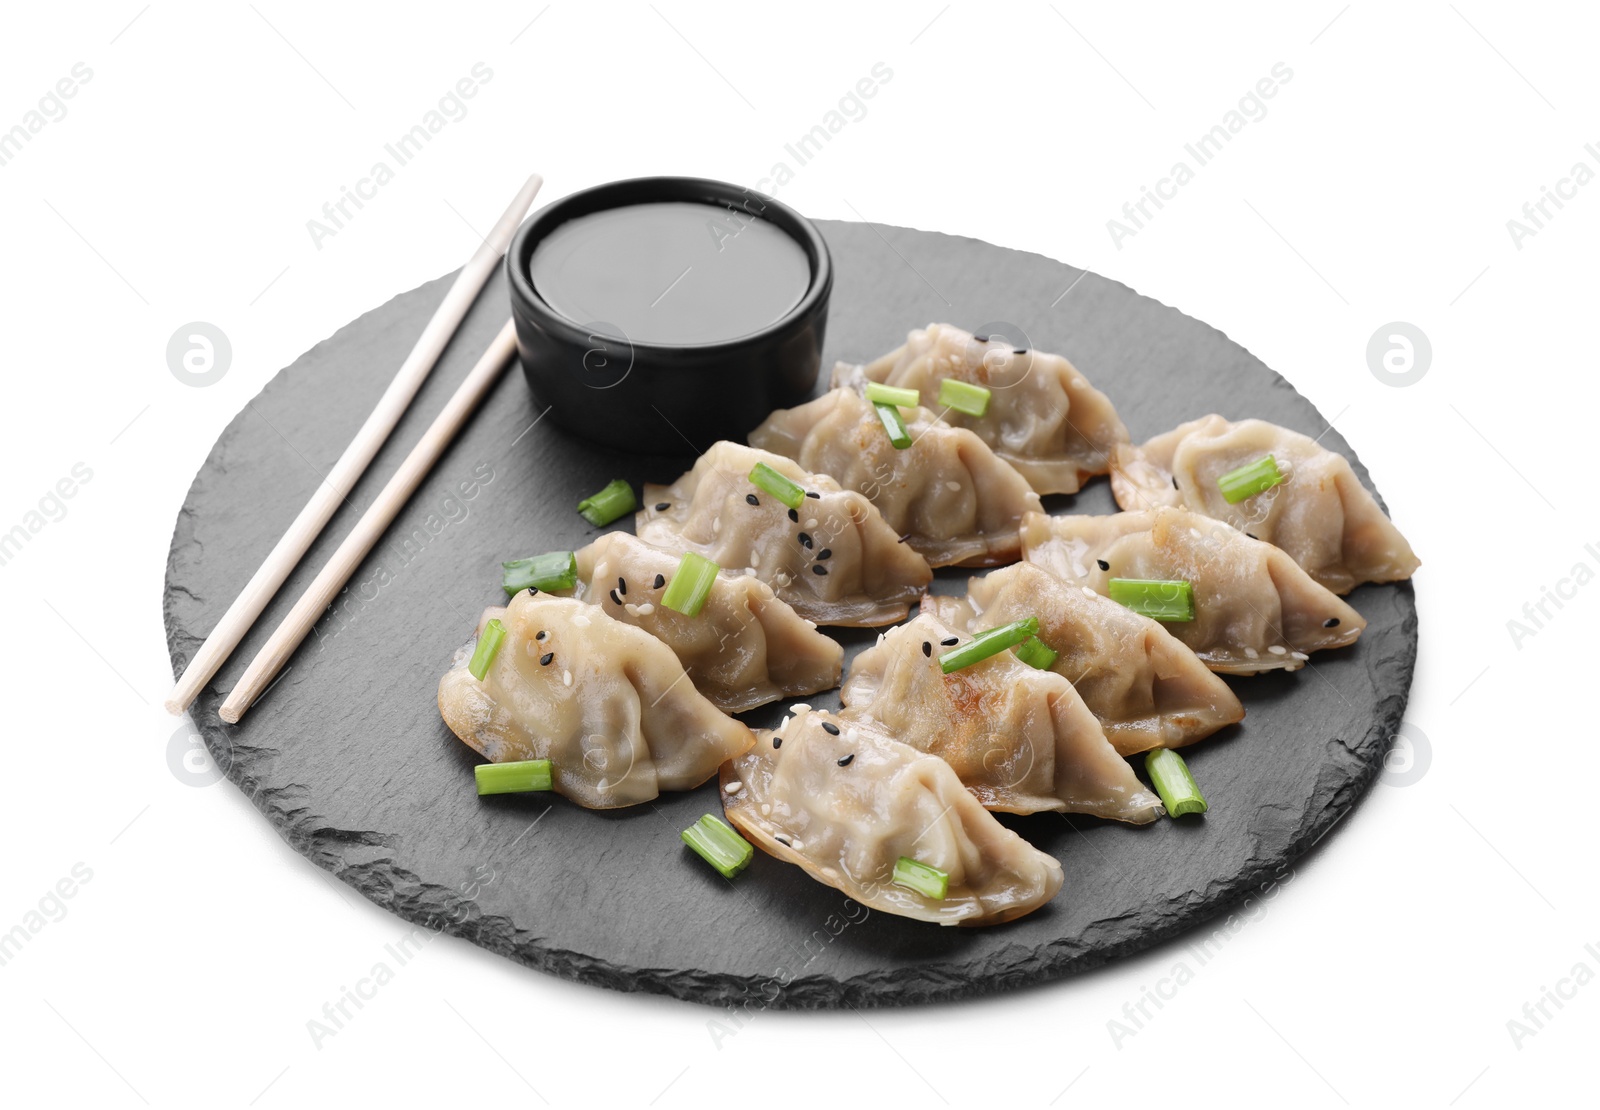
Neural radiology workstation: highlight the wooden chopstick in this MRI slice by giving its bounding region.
[218,319,521,724]
[165,174,543,715]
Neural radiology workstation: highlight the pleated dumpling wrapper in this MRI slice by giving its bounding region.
[721,707,1063,926]
[923,562,1243,756]
[831,323,1129,495]
[637,441,933,627]
[838,613,1162,823]
[1020,509,1365,675]
[748,387,1042,567]
[549,532,841,713]
[438,593,753,809]
[1110,414,1420,594]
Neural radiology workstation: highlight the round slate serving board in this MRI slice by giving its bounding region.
[164,220,1416,1009]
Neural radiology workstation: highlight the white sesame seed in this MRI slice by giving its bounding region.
[945,481,960,492]
[1244,647,1259,659]
[713,516,722,533]
[1268,645,1288,655]
[563,669,573,685]
[750,549,761,567]
[1291,651,1308,661]
[572,613,591,628]
[805,518,818,528]
[1082,587,1098,598]
[624,603,640,616]
[724,781,743,794]
[636,603,654,616]
[789,837,805,851]
[760,803,771,816]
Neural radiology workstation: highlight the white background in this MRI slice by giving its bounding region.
[0,2,1591,1106]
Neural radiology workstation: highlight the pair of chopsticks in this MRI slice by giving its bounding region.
[165,174,544,725]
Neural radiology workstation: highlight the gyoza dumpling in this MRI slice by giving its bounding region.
[438,593,753,808]
[721,706,1063,926]
[832,323,1129,495]
[838,614,1163,824]
[1110,414,1420,594]
[748,387,1042,567]
[636,441,933,627]
[923,562,1244,755]
[1020,509,1366,675]
[552,532,841,713]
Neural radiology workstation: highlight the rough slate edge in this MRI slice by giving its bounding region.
[164,221,1417,1011]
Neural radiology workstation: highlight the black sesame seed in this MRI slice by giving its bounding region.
[940,636,959,646]
[772,735,782,749]
[539,652,554,666]
[817,548,832,560]
[653,574,665,590]
[1172,476,1180,490]
[775,835,791,846]
[1013,348,1027,355]
[837,754,855,767]
[805,491,820,499]
[787,508,799,523]
[1324,617,1340,628]
[746,493,759,506]
[617,576,627,596]
[536,630,547,641]
[921,641,932,657]
[654,502,670,511]
[609,588,622,605]
[526,586,539,596]
[1246,532,1259,540]
[821,721,840,735]
[812,565,828,576]
[973,333,988,342]
[798,532,813,549]
[897,534,911,544]
[1096,559,1110,571]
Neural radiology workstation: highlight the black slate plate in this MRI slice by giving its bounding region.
[164,220,1416,1009]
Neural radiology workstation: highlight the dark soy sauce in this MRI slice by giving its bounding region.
[528,201,811,346]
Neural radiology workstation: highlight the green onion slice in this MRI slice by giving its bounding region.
[501,550,577,595]
[747,462,806,510]
[475,758,552,795]
[682,814,754,878]
[892,856,949,900]
[1145,748,1207,818]
[1216,455,1284,504]
[939,616,1039,673]
[937,378,991,417]
[874,402,912,449]
[864,381,920,409]
[1013,635,1059,671]
[1108,578,1194,622]
[467,618,506,680]
[576,478,637,526]
[660,552,720,617]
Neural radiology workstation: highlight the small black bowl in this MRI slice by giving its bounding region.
[506,176,832,455]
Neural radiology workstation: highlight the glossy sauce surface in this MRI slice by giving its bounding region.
[529,201,811,345]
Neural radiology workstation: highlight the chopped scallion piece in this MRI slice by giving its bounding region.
[747,462,806,510]
[681,813,754,878]
[1108,578,1194,622]
[892,856,949,899]
[467,618,506,680]
[1145,749,1207,817]
[939,616,1039,673]
[864,381,920,409]
[576,478,636,526]
[501,550,577,595]
[1217,455,1284,504]
[660,552,720,616]
[937,378,991,417]
[1014,635,1059,670]
[475,758,552,795]
[874,402,912,449]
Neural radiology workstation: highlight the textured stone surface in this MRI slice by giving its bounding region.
[164,221,1417,1009]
